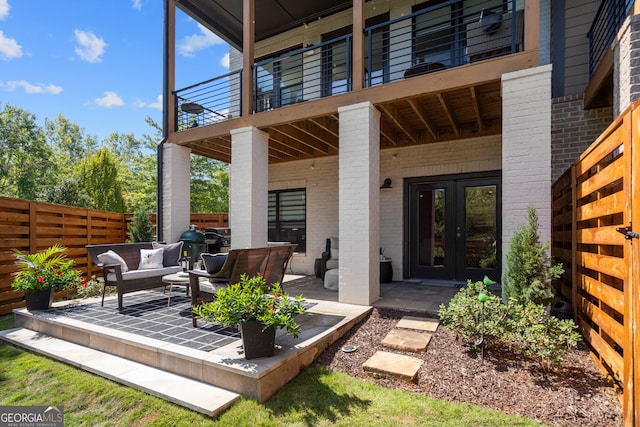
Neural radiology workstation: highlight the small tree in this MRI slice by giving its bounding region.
[128,208,154,242]
[502,205,564,306]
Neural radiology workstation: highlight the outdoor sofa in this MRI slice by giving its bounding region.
[86,242,183,310]
[188,244,296,326]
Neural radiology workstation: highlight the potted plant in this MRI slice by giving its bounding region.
[192,274,307,359]
[12,244,83,310]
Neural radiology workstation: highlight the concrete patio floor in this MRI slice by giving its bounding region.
[0,275,460,417]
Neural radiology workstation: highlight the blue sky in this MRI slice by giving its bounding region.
[0,0,230,142]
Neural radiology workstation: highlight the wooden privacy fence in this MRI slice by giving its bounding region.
[0,196,228,316]
[551,100,640,426]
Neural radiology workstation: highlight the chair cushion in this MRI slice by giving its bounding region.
[138,248,164,270]
[330,236,339,259]
[201,253,228,274]
[326,259,339,270]
[106,266,180,282]
[97,250,129,273]
[152,241,183,266]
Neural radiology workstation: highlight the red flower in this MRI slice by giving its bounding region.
[37,276,45,283]
[267,304,275,312]
[56,270,63,276]
[82,277,87,288]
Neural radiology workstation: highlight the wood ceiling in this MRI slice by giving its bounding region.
[180,79,503,164]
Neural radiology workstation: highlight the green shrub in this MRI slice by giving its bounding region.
[128,208,154,242]
[438,280,509,349]
[75,276,115,299]
[502,205,564,306]
[439,280,581,370]
[509,303,581,370]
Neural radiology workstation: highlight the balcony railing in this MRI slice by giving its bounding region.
[174,69,242,129]
[174,0,522,131]
[588,0,633,79]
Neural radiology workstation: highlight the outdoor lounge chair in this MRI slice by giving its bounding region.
[188,244,296,326]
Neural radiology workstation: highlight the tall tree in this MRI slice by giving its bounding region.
[0,103,55,199]
[76,147,126,212]
[190,155,229,213]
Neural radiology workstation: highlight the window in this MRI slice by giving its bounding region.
[255,46,303,112]
[268,189,306,252]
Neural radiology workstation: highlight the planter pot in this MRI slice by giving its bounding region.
[550,299,573,320]
[24,287,54,311]
[240,320,276,359]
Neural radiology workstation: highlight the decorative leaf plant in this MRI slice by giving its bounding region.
[192,274,307,338]
[11,244,83,293]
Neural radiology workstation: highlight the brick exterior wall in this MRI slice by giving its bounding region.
[551,95,613,182]
[614,14,640,117]
[162,143,192,243]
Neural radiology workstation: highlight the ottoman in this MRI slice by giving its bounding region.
[323,268,339,290]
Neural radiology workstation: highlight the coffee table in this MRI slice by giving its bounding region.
[162,272,191,306]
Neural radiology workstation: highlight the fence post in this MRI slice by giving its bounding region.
[630,103,640,426]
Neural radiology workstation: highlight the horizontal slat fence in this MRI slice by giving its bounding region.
[0,196,228,316]
[551,100,640,426]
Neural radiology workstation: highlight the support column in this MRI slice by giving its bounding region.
[230,126,268,248]
[501,65,553,270]
[337,102,380,305]
[162,143,191,243]
[614,14,640,117]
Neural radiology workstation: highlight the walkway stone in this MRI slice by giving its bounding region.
[363,351,423,382]
[381,328,432,352]
[396,315,439,332]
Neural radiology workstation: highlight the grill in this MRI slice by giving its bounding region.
[205,227,231,253]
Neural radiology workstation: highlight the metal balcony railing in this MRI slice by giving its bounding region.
[588,0,633,79]
[174,0,522,131]
[174,69,242,129]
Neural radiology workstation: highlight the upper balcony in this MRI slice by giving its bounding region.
[169,0,539,163]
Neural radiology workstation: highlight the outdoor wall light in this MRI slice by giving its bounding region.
[380,178,392,189]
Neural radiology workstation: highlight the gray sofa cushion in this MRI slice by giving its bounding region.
[152,241,184,266]
[106,266,180,282]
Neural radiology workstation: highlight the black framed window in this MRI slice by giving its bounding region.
[255,45,303,112]
[268,189,306,252]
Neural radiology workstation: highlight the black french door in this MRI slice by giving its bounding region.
[407,172,501,283]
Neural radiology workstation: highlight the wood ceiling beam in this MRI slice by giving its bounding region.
[274,124,330,154]
[289,121,338,152]
[268,129,315,156]
[379,118,398,146]
[268,137,302,159]
[406,98,438,140]
[469,87,484,132]
[436,93,460,137]
[309,116,339,139]
[378,104,417,144]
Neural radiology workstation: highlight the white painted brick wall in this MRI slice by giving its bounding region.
[269,129,501,280]
[162,143,191,243]
[338,102,380,305]
[230,127,269,249]
[502,65,553,269]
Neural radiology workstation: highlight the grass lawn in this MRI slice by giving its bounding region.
[0,314,548,426]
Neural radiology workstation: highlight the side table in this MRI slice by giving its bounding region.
[161,272,191,306]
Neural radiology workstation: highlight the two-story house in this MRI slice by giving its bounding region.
[158,0,634,306]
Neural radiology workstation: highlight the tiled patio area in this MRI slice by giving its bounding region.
[0,274,463,416]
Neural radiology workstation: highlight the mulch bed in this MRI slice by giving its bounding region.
[313,308,622,427]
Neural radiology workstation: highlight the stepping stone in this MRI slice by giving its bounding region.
[396,316,439,332]
[363,351,423,382]
[381,328,432,352]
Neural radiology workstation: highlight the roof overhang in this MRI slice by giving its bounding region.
[175,0,354,50]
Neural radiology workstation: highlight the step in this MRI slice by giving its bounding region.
[0,328,239,417]
[362,350,423,382]
[381,328,432,352]
[396,316,439,332]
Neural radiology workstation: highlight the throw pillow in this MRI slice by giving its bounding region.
[200,253,228,275]
[97,250,129,273]
[138,248,164,270]
[152,241,183,266]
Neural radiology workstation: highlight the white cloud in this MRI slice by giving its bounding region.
[74,29,107,63]
[178,23,225,57]
[131,0,142,10]
[220,52,229,69]
[93,91,124,108]
[0,0,9,20]
[133,94,162,110]
[0,80,62,94]
[0,30,22,60]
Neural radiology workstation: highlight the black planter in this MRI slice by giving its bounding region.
[24,287,53,311]
[550,299,573,320]
[240,320,276,359]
